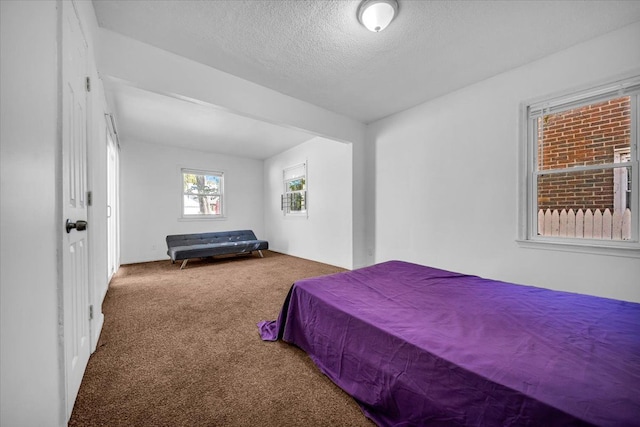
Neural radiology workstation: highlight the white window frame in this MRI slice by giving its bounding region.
[518,74,640,256]
[180,168,225,220]
[283,162,307,217]
[614,148,632,213]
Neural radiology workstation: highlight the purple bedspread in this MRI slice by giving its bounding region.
[258,261,640,426]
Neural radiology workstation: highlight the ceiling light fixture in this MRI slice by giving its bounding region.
[357,0,399,33]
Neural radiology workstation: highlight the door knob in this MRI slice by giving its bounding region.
[66,219,88,233]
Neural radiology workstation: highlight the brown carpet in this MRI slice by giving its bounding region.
[69,251,375,426]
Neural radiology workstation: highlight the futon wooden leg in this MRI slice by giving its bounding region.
[258,250,264,258]
[180,259,188,269]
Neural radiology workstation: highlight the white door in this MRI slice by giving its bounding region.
[62,0,91,419]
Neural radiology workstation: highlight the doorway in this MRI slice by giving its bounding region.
[106,121,120,281]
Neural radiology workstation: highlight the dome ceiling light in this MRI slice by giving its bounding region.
[357,0,399,32]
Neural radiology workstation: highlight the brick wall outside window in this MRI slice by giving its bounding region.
[537,97,630,211]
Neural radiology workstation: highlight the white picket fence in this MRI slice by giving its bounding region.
[538,208,631,240]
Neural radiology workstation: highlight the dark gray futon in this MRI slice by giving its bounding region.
[166,230,268,269]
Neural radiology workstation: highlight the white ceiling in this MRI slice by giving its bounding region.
[105,84,315,159]
[94,0,640,157]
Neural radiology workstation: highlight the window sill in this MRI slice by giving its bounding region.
[284,213,308,219]
[516,238,640,258]
[179,216,227,222]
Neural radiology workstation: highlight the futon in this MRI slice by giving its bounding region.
[258,261,640,426]
[166,230,268,269]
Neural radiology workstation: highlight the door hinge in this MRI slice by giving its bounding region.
[89,305,94,321]
[85,76,91,92]
[87,191,92,206]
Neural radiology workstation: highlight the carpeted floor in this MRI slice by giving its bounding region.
[69,251,375,426]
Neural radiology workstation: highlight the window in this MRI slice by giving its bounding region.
[282,163,307,216]
[520,76,640,252]
[182,169,223,218]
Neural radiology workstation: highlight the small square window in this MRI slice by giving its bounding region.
[182,169,224,218]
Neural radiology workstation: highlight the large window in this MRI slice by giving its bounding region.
[182,169,224,218]
[282,163,307,216]
[520,76,640,252]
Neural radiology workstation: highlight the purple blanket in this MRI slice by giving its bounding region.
[258,261,640,426]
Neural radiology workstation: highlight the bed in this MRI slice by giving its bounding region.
[258,260,640,426]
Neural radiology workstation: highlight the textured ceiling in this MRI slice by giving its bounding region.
[94,1,640,158]
[94,0,640,124]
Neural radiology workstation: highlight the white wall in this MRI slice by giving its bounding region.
[352,136,373,268]
[371,22,640,303]
[120,140,265,264]
[0,1,64,425]
[264,137,353,269]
